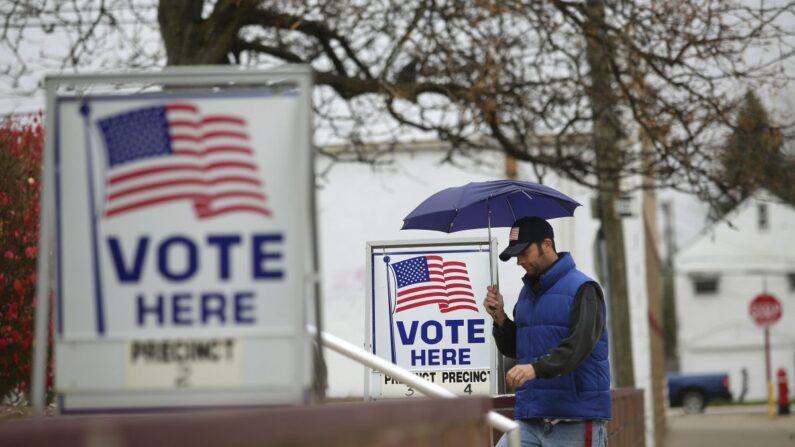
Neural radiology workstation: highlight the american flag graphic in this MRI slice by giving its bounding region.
[391,255,479,314]
[509,226,520,241]
[95,103,271,219]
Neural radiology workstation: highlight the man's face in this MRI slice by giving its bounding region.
[516,240,552,277]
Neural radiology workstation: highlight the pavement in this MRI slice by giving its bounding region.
[664,405,795,447]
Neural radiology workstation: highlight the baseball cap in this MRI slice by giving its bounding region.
[499,217,554,261]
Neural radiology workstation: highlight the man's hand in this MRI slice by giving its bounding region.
[506,364,536,388]
[483,285,507,326]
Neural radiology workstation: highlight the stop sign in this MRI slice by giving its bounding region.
[749,294,782,327]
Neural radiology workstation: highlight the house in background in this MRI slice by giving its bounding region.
[674,190,795,401]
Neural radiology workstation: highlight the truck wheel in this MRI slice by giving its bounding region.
[682,390,706,414]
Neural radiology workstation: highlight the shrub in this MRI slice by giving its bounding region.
[0,115,52,403]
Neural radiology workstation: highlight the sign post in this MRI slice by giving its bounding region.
[749,293,782,418]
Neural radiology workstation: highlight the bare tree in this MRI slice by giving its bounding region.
[0,1,160,101]
[3,0,795,388]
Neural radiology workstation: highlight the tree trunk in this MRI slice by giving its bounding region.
[155,0,329,401]
[158,0,251,65]
[584,0,635,388]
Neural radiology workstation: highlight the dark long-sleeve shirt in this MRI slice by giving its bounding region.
[492,281,605,379]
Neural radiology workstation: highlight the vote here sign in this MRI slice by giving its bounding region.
[366,239,496,398]
[50,75,313,412]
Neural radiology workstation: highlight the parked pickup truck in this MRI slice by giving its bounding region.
[667,372,733,413]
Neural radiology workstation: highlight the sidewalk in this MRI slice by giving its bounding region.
[664,406,795,447]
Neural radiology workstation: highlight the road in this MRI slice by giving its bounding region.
[664,406,795,447]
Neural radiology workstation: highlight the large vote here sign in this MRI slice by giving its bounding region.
[48,69,314,412]
[365,238,497,398]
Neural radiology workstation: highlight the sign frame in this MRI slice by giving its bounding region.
[364,237,499,399]
[33,65,318,414]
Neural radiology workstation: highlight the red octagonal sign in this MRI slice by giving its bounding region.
[749,294,782,327]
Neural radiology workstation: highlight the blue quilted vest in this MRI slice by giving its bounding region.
[513,253,611,420]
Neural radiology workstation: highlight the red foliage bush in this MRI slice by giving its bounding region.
[0,115,52,402]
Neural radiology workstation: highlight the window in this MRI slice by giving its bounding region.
[691,274,720,295]
[758,204,769,231]
[789,273,795,292]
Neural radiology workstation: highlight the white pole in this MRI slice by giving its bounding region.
[32,79,58,416]
[307,325,521,447]
[488,412,522,447]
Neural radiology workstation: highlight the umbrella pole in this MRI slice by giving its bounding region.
[487,203,496,287]
[488,200,506,395]
[488,219,493,285]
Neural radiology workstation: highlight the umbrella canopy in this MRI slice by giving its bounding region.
[401,180,580,232]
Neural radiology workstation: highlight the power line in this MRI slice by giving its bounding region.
[0,2,158,28]
[1,19,157,28]
[0,4,157,16]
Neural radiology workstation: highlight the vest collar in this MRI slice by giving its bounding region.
[522,252,576,294]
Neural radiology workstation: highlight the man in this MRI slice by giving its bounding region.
[484,216,611,447]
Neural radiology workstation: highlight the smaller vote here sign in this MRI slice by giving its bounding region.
[368,241,495,382]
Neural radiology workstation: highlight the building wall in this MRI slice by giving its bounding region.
[674,192,795,401]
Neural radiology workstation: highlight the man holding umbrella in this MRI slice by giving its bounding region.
[484,216,610,447]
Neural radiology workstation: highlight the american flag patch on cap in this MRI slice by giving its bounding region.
[509,226,520,241]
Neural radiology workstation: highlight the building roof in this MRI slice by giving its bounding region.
[674,189,795,273]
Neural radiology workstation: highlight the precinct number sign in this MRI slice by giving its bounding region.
[365,239,496,398]
[380,369,491,398]
[49,71,313,412]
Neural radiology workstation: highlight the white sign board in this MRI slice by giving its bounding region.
[47,68,314,412]
[365,238,497,398]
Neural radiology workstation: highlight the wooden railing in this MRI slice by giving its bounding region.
[0,397,494,447]
[490,388,646,447]
[608,388,646,446]
[1,390,645,447]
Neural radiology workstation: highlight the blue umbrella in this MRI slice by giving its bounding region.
[401,179,580,285]
[402,180,580,232]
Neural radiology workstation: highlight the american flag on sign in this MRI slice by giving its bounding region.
[391,255,478,314]
[95,103,271,219]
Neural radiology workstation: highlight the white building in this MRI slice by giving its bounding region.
[674,190,795,401]
[316,142,658,446]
